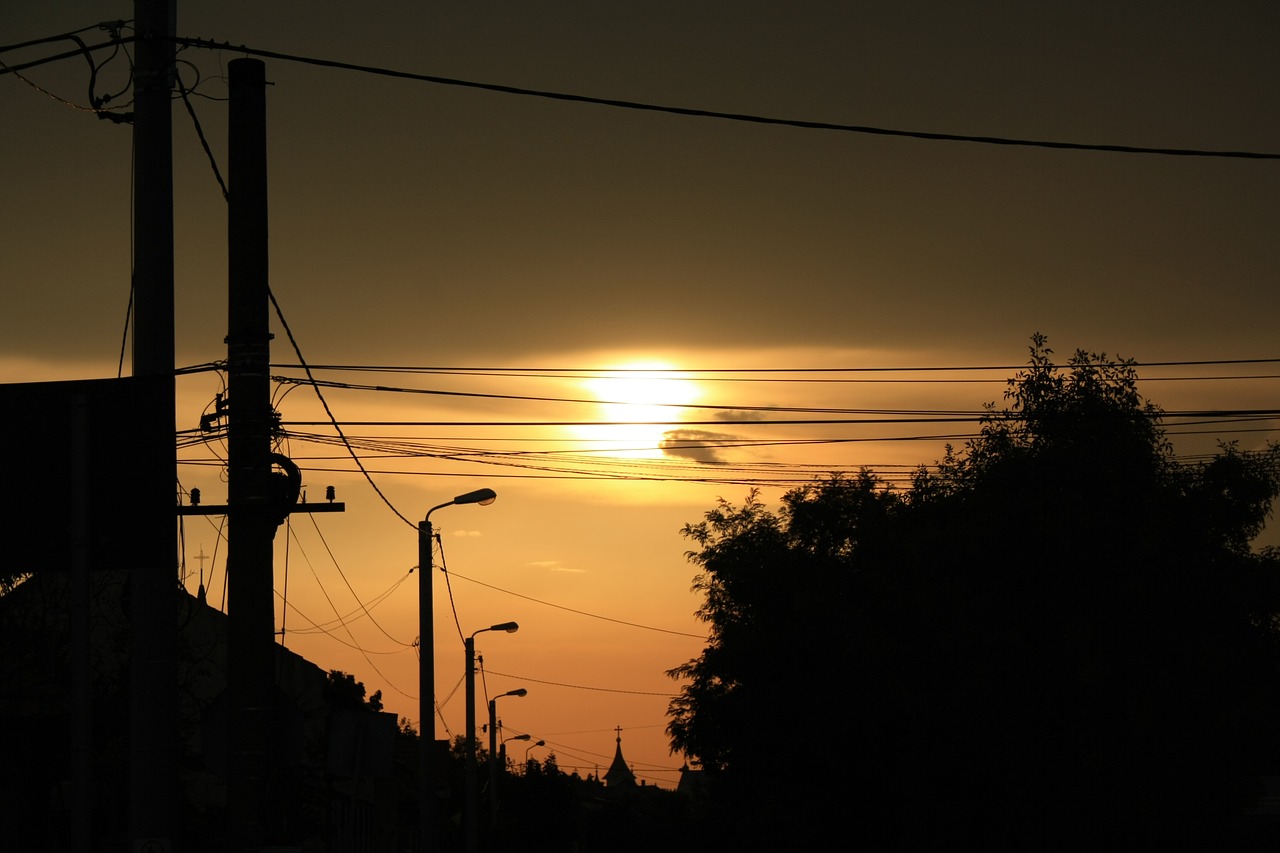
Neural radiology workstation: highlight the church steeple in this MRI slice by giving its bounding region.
[604,725,636,788]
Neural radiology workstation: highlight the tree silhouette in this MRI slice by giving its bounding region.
[324,668,383,712]
[668,336,1280,849]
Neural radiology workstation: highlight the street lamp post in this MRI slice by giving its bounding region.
[418,489,496,852]
[489,692,528,833]
[524,739,546,773]
[465,621,519,853]
[501,732,532,772]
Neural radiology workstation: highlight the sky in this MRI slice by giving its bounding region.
[4,2,1280,787]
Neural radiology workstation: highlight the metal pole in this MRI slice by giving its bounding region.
[488,699,498,836]
[464,637,478,853]
[418,519,436,851]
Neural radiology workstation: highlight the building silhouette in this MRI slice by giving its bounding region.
[604,726,636,789]
[0,570,401,851]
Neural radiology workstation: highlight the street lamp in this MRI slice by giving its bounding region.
[502,732,533,770]
[524,739,547,773]
[489,691,528,833]
[418,489,496,852]
[465,621,519,853]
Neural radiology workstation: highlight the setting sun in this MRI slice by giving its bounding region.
[574,361,701,459]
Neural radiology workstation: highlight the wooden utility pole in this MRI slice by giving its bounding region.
[130,0,178,849]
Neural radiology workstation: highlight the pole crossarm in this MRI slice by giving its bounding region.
[177,502,346,515]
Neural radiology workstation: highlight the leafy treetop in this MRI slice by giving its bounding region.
[667,335,1280,850]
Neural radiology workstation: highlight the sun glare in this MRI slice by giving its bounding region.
[574,362,700,459]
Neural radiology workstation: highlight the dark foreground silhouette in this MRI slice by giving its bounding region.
[668,337,1280,850]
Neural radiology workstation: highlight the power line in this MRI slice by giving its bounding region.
[0,23,134,117]
[167,37,1280,161]
[485,669,676,698]
[0,22,129,55]
[272,374,1280,414]
[281,571,413,639]
[176,66,227,200]
[302,512,413,648]
[274,596,410,656]
[278,410,1280,428]
[271,375,991,415]
[12,34,1275,161]
[273,357,1280,375]
[266,286,417,529]
[448,571,706,640]
[285,523,416,699]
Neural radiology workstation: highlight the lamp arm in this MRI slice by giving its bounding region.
[424,500,455,524]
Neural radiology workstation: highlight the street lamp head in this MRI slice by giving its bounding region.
[470,620,519,641]
[502,688,528,699]
[454,488,497,507]
[508,734,532,742]
[426,487,497,523]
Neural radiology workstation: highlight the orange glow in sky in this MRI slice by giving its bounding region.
[574,361,702,459]
[5,0,1280,790]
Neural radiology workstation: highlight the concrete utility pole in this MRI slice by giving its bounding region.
[225,57,278,853]
[419,520,438,851]
[130,0,178,849]
[419,488,496,852]
[163,56,341,849]
[465,622,520,853]
[69,399,91,853]
[465,636,480,853]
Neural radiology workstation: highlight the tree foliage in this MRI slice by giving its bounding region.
[324,669,383,712]
[667,336,1280,848]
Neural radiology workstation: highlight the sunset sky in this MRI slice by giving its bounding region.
[4,2,1279,786]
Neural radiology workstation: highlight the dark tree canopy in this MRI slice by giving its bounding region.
[668,337,1280,849]
[324,669,383,712]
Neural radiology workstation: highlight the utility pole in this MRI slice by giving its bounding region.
[130,0,178,849]
[165,56,342,849]
[465,637,479,853]
[69,398,91,853]
[225,57,277,853]
[419,520,438,851]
